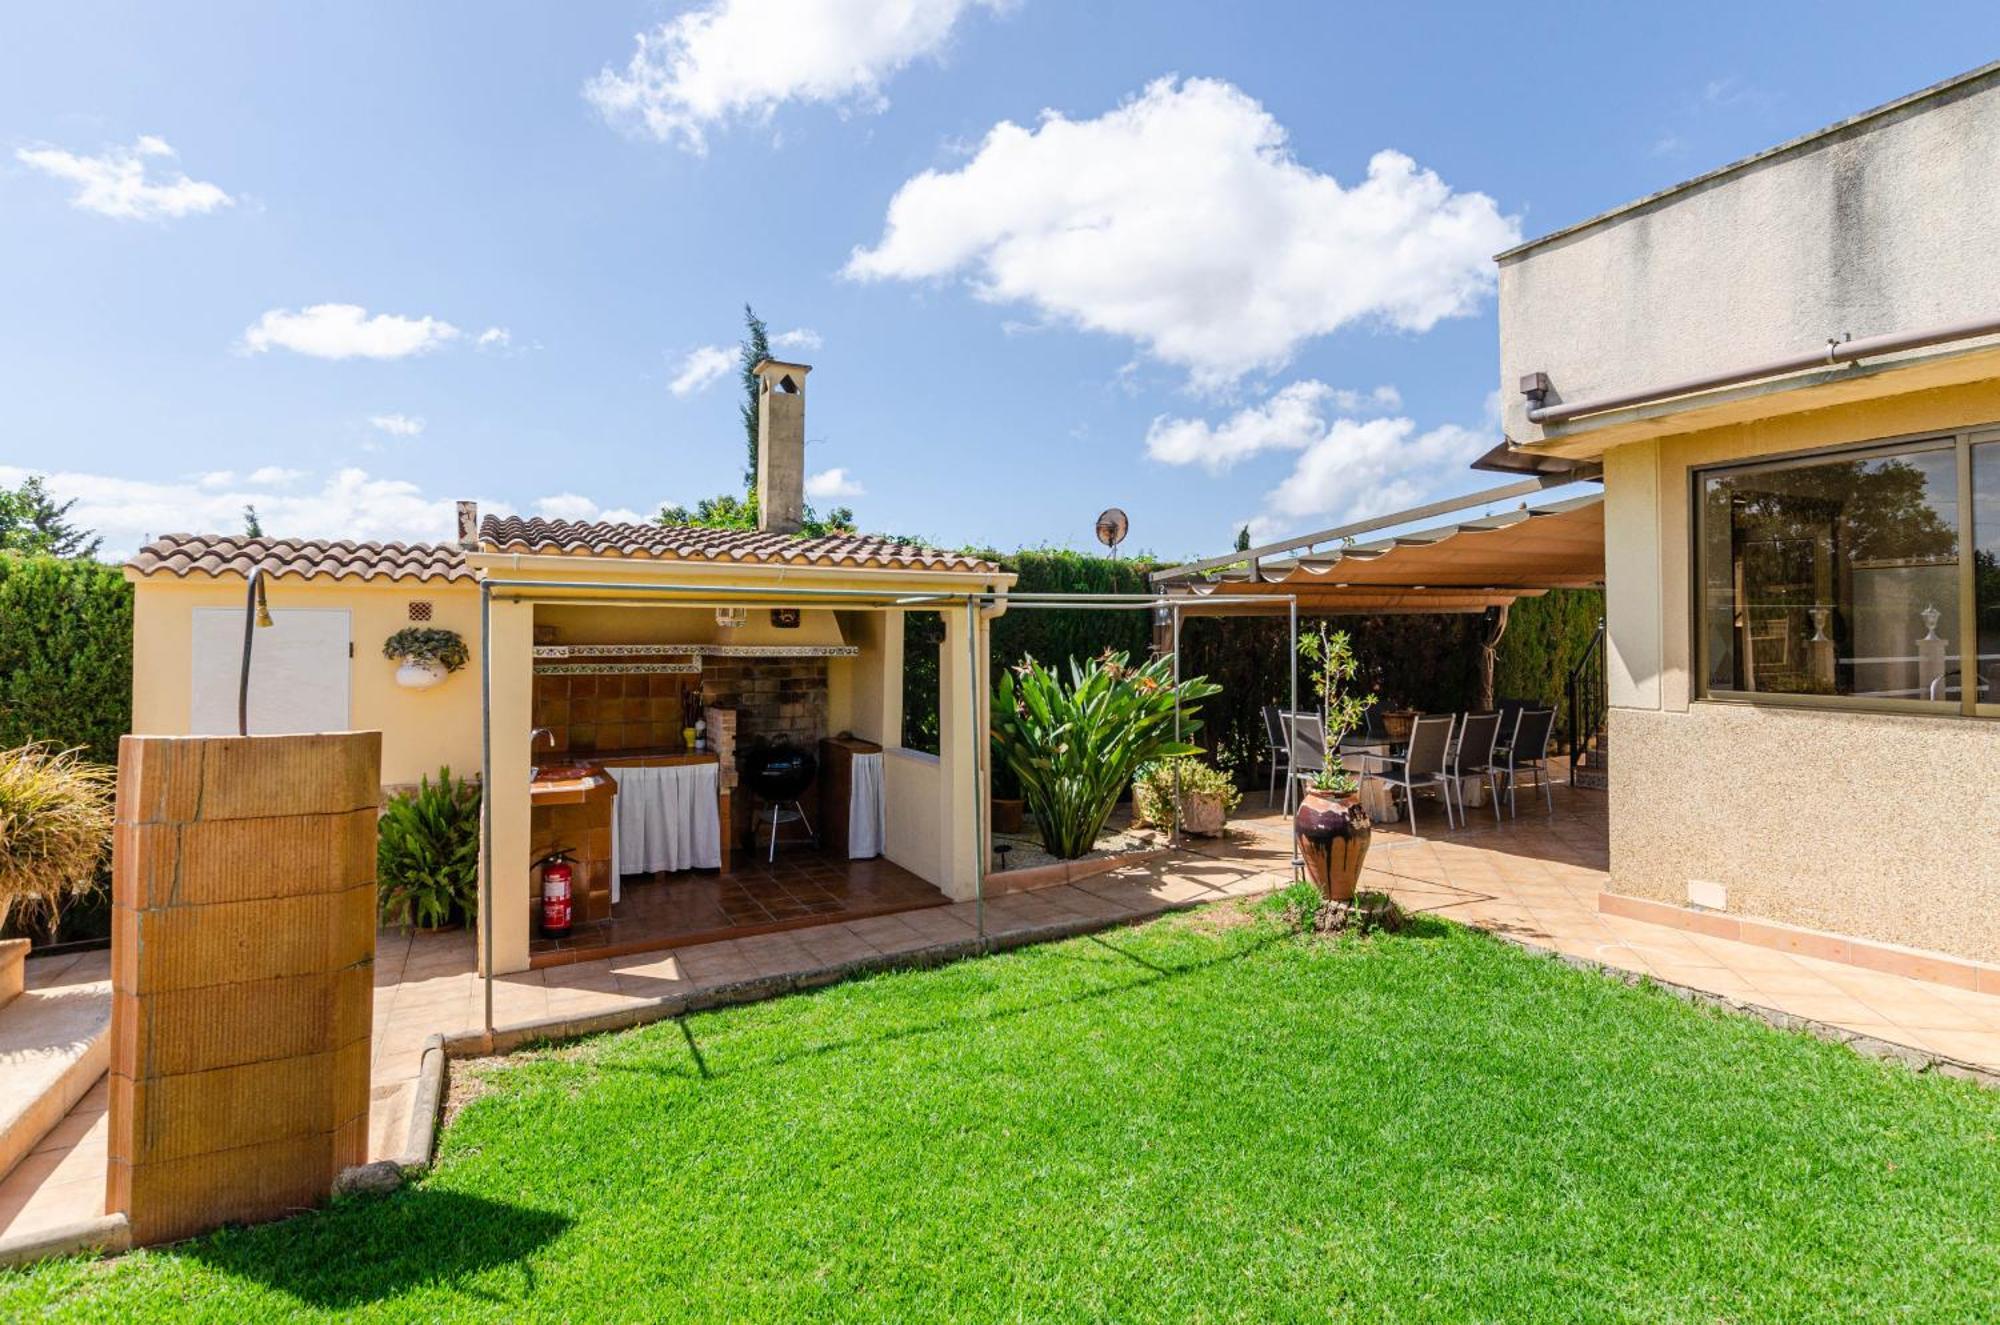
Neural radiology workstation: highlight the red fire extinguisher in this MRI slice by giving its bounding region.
[536,850,574,939]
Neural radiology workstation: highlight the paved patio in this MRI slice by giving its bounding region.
[8,776,2000,1248]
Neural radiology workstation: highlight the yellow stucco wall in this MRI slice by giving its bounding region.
[128,575,484,788]
[1604,376,2000,961]
[131,555,1011,975]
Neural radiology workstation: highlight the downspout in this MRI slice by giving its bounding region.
[1524,314,2000,426]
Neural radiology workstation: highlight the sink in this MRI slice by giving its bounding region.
[531,762,602,784]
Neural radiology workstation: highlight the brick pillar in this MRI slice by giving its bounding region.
[108,733,380,1246]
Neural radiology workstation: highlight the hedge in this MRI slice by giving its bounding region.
[903,552,1605,779]
[0,554,132,765]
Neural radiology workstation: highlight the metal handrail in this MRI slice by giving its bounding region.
[1566,618,1608,786]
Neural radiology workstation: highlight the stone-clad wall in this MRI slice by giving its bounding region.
[700,658,827,755]
[108,733,378,1246]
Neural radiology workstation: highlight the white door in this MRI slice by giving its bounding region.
[191,607,351,735]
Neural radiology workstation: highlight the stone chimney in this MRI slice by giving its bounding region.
[754,359,810,534]
[455,500,479,549]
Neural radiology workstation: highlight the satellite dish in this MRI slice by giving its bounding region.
[1095,507,1129,557]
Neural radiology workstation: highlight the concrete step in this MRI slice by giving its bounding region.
[0,963,111,1187]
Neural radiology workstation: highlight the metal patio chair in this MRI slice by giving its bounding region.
[1444,710,1504,826]
[1282,710,1326,816]
[1371,713,1457,835]
[1495,707,1556,817]
[1261,704,1291,808]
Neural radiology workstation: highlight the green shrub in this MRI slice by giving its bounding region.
[1131,756,1241,829]
[1492,589,1606,739]
[992,650,1219,859]
[0,554,132,765]
[0,743,113,944]
[378,767,482,930]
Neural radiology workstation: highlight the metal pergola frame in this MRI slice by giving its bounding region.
[475,578,1297,1043]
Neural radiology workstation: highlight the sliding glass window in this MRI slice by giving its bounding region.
[1697,435,1973,710]
[1973,438,2000,713]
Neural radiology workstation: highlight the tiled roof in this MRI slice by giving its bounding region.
[479,516,999,573]
[126,534,472,583]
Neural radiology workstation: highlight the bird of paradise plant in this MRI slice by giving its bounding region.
[991,649,1222,860]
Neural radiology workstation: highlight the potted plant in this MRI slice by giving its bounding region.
[991,649,1221,860]
[377,767,482,930]
[383,626,469,690]
[1292,628,1376,902]
[988,741,1025,835]
[1132,756,1241,836]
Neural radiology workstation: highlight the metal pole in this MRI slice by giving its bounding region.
[479,582,494,1044]
[1170,602,1182,847]
[237,566,267,737]
[1288,597,1300,876]
[965,597,985,947]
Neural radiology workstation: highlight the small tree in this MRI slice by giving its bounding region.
[243,504,264,537]
[1295,627,1374,795]
[0,474,101,560]
[0,744,113,944]
[739,303,771,488]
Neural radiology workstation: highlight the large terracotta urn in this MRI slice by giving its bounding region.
[1294,789,1372,903]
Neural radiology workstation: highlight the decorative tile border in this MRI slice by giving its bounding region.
[532,662,701,676]
[533,643,859,660]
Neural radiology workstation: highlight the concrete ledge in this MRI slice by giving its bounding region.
[436,891,1210,1063]
[986,846,1172,896]
[1488,929,2000,1090]
[0,986,111,1185]
[0,1212,130,1270]
[1599,890,2000,995]
[0,938,26,1009]
[395,1035,447,1172]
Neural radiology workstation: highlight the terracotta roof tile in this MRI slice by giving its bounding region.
[126,534,471,583]
[478,516,999,573]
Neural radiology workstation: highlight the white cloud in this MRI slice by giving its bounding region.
[15,135,233,221]
[196,470,237,490]
[805,467,864,499]
[586,0,1008,153]
[1145,380,1398,473]
[0,465,512,557]
[1147,382,1497,543]
[846,77,1519,389]
[533,493,648,524]
[241,304,461,361]
[669,344,735,397]
[369,413,426,438]
[476,327,511,349]
[771,327,823,352]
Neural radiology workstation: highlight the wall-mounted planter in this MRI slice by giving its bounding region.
[394,658,450,690]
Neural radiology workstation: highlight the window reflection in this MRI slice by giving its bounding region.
[1701,444,1960,701]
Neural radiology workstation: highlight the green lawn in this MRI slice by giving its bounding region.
[8,891,2000,1322]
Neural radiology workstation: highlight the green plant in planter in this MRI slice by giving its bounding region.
[1131,756,1241,831]
[377,766,482,930]
[992,649,1221,859]
[0,743,112,944]
[1296,626,1375,748]
[1305,765,1360,797]
[382,627,470,673]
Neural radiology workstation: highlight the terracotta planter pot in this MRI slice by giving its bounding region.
[991,797,1024,834]
[1379,709,1419,745]
[1176,790,1227,836]
[1294,789,1372,903]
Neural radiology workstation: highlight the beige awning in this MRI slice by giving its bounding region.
[1161,493,1604,615]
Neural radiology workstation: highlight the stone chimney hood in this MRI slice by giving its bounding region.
[753,359,811,535]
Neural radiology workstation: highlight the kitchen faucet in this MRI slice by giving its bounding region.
[529,726,556,779]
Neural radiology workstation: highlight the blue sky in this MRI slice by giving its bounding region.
[4,2,1997,559]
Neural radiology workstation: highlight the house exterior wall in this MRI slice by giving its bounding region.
[128,576,483,789]
[1601,379,2000,961]
[1499,64,2000,447]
